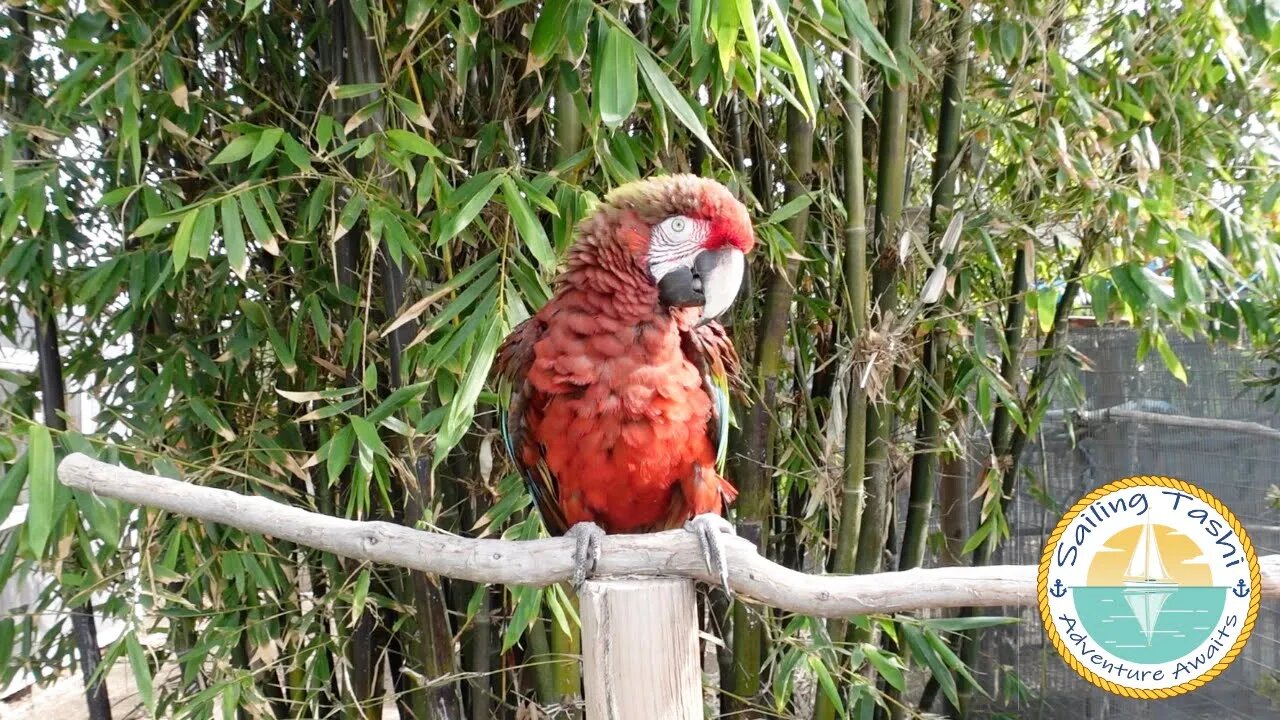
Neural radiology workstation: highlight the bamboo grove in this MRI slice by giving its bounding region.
[1,0,1278,718]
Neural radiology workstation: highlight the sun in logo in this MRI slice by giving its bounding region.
[1039,476,1260,698]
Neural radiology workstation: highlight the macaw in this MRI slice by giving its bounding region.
[494,175,754,590]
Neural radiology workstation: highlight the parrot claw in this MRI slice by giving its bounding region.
[566,521,605,592]
[684,513,736,596]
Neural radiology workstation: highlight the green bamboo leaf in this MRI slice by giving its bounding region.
[924,627,984,693]
[771,648,805,712]
[1089,277,1111,322]
[386,129,444,159]
[258,188,288,238]
[764,0,816,120]
[250,128,283,165]
[172,209,197,271]
[544,583,578,636]
[1154,331,1188,383]
[690,0,710,62]
[0,619,14,674]
[0,539,18,591]
[432,286,499,367]
[335,194,366,242]
[1174,257,1204,306]
[190,397,236,441]
[435,320,503,467]
[961,516,996,555]
[73,488,121,552]
[125,633,156,714]
[1110,263,1147,311]
[416,267,500,346]
[97,185,140,207]
[332,83,381,99]
[501,176,556,271]
[903,624,958,709]
[280,133,313,172]
[736,0,762,72]
[0,455,27,526]
[528,0,571,72]
[210,134,259,164]
[183,204,215,261]
[838,0,895,69]
[350,568,371,623]
[131,212,183,238]
[634,46,727,164]
[502,586,543,651]
[351,416,388,458]
[998,22,1021,61]
[765,194,812,226]
[405,0,430,30]
[344,100,385,134]
[596,26,638,128]
[807,655,845,716]
[564,0,591,65]
[366,381,432,426]
[715,0,742,73]
[26,423,55,557]
[239,193,279,256]
[1130,264,1178,314]
[920,616,1019,633]
[220,196,249,279]
[863,644,906,692]
[326,425,356,483]
[1,132,14,199]
[439,173,502,243]
[1036,287,1057,333]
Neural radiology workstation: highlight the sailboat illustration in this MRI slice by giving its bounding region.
[1122,514,1178,645]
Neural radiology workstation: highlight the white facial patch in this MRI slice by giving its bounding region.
[647,215,707,281]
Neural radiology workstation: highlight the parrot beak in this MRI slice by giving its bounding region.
[656,248,745,322]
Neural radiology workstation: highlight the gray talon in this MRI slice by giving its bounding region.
[684,513,736,596]
[566,521,605,592]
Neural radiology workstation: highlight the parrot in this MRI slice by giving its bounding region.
[494,174,754,592]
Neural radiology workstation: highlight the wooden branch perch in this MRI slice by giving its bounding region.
[1066,407,1280,441]
[58,454,1280,618]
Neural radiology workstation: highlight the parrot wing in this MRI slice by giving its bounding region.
[681,321,744,476]
[493,315,571,536]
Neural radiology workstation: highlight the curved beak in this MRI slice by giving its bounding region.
[656,248,745,321]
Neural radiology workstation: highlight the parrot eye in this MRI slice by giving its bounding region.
[657,215,696,243]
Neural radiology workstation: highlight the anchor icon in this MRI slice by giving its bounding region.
[1232,579,1250,598]
[1049,579,1069,598]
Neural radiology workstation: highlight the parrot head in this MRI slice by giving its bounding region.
[579,175,755,323]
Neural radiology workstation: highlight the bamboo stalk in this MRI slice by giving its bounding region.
[36,318,113,720]
[813,39,870,720]
[948,245,1095,717]
[855,0,914,580]
[834,28,869,584]
[545,57,587,713]
[900,4,973,574]
[729,102,815,713]
[16,3,113,717]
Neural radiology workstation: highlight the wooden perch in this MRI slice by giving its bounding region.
[57,453,1280,617]
[1061,405,1280,441]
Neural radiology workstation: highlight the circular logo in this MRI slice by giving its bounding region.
[1038,476,1261,698]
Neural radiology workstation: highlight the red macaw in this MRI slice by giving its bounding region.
[494,175,754,590]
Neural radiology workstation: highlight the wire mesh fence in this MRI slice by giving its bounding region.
[977,325,1280,719]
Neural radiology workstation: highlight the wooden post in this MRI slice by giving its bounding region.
[580,578,701,720]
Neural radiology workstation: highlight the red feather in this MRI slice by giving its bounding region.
[494,176,749,535]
